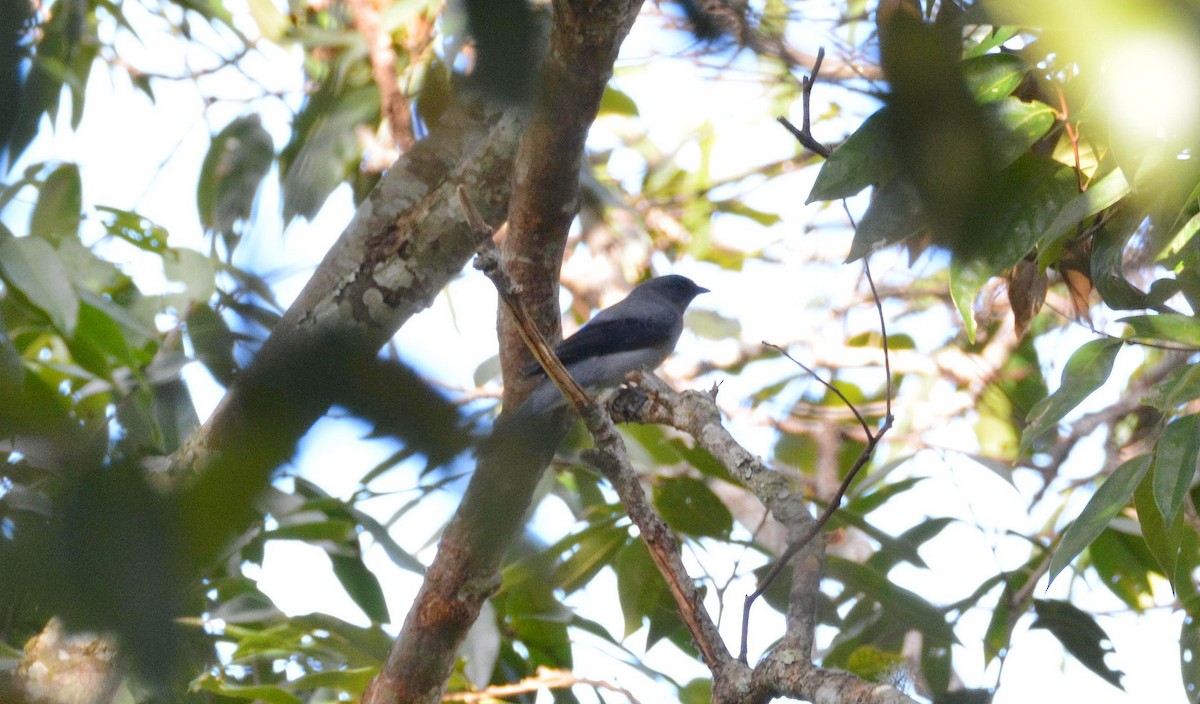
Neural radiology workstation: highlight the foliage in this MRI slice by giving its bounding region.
[3,0,1200,703]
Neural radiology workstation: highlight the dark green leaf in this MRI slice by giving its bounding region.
[1182,612,1200,704]
[1152,415,1200,529]
[552,525,627,594]
[198,115,274,236]
[286,667,377,694]
[330,554,391,623]
[653,476,733,538]
[192,677,304,704]
[824,556,957,644]
[962,53,1026,102]
[282,86,379,222]
[1021,338,1123,453]
[1120,314,1200,347]
[1147,363,1200,412]
[1091,527,1159,610]
[983,98,1056,167]
[808,109,896,202]
[1048,455,1151,585]
[0,236,79,334]
[949,255,988,343]
[679,678,712,704]
[29,163,82,242]
[1031,599,1124,690]
[1134,464,1184,581]
[261,519,357,542]
[186,304,238,386]
[1038,168,1130,264]
[848,177,928,261]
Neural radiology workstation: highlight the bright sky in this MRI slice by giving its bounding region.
[6,1,1192,702]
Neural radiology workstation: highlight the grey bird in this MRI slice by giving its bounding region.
[513,274,709,418]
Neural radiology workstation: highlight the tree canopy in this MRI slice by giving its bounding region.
[3,1,1200,703]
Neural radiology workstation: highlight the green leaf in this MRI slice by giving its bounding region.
[808,109,895,202]
[1048,455,1151,585]
[163,248,217,306]
[0,237,80,334]
[1152,415,1200,529]
[615,540,673,641]
[1120,314,1200,347]
[261,519,357,542]
[286,667,377,694]
[192,677,303,704]
[1038,168,1131,264]
[984,98,1056,167]
[1031,600,1124,690]
[96,206,170,253]
[949,255,987,343]
[330,554,391,623]
[282,86,379,222]
[198,115,275,236]
[186,304,238,386]
[1182,612,1200,704]
[552,525,627,594]
[1020,338,1123,453]
[1134,463,1183,580]
[29,163,82,242]
[653,476,733,539]
[962,53,1026,102]
[847,177,928,262]
[598,85,638,116]
[1089,527,1158,610]
[1147,363,1200,412]
[824,556,957,645]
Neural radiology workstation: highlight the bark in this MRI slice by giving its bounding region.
[168,92,522,560]
[363,2,647,703]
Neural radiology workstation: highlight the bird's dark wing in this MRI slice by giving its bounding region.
[521,315,678,377]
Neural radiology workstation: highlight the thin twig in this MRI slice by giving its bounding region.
[776,47,832,158]
[737,254,894,662]
[441,666,642,704]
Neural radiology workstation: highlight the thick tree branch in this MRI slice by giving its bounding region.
[613,376,916,703]
[364,2,648,703]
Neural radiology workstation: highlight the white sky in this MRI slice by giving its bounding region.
[5,0,1193,702]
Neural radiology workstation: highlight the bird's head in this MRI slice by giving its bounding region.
[634,274,709,309]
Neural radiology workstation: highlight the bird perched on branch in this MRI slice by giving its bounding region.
[513,274,708,418]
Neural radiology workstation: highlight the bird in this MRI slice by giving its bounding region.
[512,274,708,418]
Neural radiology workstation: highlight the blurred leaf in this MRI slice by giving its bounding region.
[1021,338,1122,454]
[1048,455,1150,585]
[192,677,303,704]
[825,556,956,644]
[1152,415,1200,530]
[245,0,287,41]
[552,524,626,594]
[679,678,712,704]
[1038,168,1130,264]
[809,109,895,203]
[615,539,676,643]
[1183,612,1200,704]
[961,52,1026,102]
[198,115,274,238]
[330,553,391,623]
[983,98,1055,167]
[29,162,82,242]
[1031,599,1124,690]
[163,248,217,306]
[1120,314,1200,347]
[686,308,742,340]
[849,176,928,262]
[1134,463,1184,581]
[653,476,732,539]
[282,86,379,222]
[186,304,238,386]
[714,199,781,226]
[1146,363,1200,412]
[96,206,170,253]
[598,85,638,116]
[287,666,377,694]
[1091,527,1158,610]
[0,236,80,334]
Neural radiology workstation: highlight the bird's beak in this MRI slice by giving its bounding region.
[697,286,710,294]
